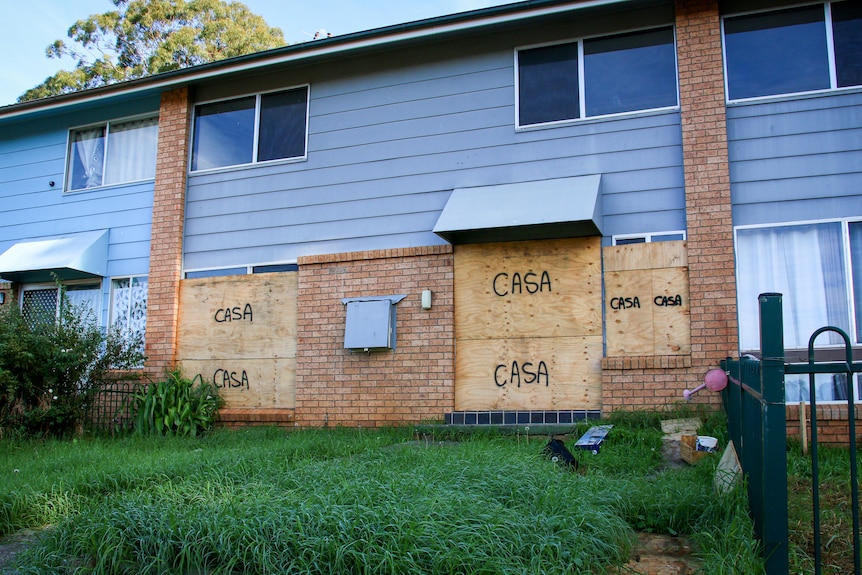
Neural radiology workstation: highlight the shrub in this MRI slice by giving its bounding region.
[133,369,224,437]
[0,290,145,437]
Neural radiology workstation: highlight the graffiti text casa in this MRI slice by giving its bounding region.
[214,368,250,390]
[494,360,550,387]
[493,271,552,297]
[609,294,684,310]
[214,303,253,323]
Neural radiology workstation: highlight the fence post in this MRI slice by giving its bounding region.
[758,293,789,575]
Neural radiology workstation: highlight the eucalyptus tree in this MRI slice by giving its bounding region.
[19,0,285,101]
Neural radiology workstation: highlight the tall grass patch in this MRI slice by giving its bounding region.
[3,416,763,574]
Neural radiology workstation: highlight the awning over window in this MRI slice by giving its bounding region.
[432,175,602,244]
[0,230,109,283]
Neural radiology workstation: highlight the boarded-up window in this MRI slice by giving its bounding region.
[454,238,603,411]
[603,241,690,356]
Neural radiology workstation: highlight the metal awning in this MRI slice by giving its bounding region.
[433,175,602,244]
[0,230,109,283]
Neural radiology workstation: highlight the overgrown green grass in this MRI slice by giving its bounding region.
[786,440,861,575]
[1,414,763,574]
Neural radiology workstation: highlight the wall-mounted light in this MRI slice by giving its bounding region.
[421,289,432,310]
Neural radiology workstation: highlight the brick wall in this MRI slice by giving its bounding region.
[787,404,862,446]
[603,0,736,412]
[144,87,191,380]
[294,246,455,427]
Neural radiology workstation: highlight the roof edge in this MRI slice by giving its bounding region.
[0,0,632,121]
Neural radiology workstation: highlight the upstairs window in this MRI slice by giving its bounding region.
[517,26,677,128]
[191,86,309,172]
[723,2,862,101]
[67,117,158,191]
[834,2,862,88]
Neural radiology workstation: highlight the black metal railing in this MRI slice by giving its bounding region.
[83,379,141,434]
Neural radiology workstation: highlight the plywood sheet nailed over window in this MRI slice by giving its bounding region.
[602,240,687,272]
[176,273,298,409]
[455,237,602,340]
[603,241,690,357]
[177,358,296,408]
[455,336,603,411]
[454,237,603,411]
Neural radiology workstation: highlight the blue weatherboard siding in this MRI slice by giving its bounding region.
[728,90,862,225]
[0,96,160,323]
[184,19,684,271]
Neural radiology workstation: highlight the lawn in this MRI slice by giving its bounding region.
[0,411,762,574]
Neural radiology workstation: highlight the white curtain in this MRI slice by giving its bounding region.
[65,285,101,322]
[785,373,861,403]
[103,118,158,185]
[69,128,105,189]
[736,222,849,351]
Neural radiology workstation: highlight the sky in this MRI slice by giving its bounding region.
[1,0,519,107]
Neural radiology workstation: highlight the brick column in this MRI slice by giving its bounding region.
[675,0,738,364]
[144,87,191,380]
[601,1,737,412]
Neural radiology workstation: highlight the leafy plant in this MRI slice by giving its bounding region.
[0,288,145,438]
[133,369,223,436]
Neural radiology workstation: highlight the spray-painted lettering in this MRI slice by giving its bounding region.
[214,303,253,323]
[214,368,249,390]
[654,295,683,307]
[493,271,552,297]
[610,297,640,310]
[494,361,550,387]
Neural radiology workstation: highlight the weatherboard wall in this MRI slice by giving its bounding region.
[0,96,160,323]
[728,90,862,226]
[183,5,684,273]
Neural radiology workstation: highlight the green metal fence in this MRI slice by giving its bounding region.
[722,293,788,575]
[722,292,861,575]
[784,324,860,575]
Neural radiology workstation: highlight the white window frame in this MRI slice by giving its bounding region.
[183,260,299,279]
[612,231,686,245]
[189,84,310,174]
[721,2,861,104]
[64,113,159,192]
[109,275,148,330]
[514,24,680,130]
[734,217,859,351]
[735,217,862,404]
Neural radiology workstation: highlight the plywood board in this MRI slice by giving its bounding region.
[455,237,602,340]
[650,267,691,355]
[604,264,690,357]
[177,358,296,409]
[176,273,298,410]
[605,270,655,356]
[177,274,298,360]
[455,336,602,411]
[603,241,687,272]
